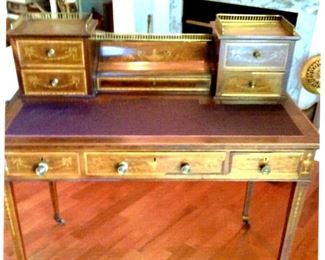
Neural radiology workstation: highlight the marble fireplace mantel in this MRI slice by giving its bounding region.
[169,0,320,103]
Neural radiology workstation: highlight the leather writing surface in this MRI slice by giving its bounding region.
[6,99,301,137]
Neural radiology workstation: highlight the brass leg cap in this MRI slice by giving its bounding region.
[54,213,65,225]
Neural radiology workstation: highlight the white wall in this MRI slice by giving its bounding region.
[297,4,322,110]
[113,0,170,33]
[113,0,136,32]
[134,0,153,33]
[152,0,170,33]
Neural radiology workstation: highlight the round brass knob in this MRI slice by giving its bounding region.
[117,161,128,175]
[50,78,59,88]
[248,80,256,89]
[260,164,271,175]
[35,162,49,176]
[180,163,191,175]
[47,48,56,57]
[253,50,261,58]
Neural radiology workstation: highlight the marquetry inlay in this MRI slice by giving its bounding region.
[27,75,81,89]
[299,153,314,176]
[4,193,16,236]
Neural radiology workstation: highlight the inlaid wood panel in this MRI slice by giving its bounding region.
[229,152,304,180]
[99,41,210,62]
[219,71,284,97]
[16,39,85,67]
[21,69,87,95]
[5,152,80,177]
[85,152,226,177]
[224,41,289,69]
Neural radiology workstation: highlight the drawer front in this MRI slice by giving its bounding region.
[229,152,304,179]
[85,152,226,177]
[21,69,87,95]
[224,42,289,69]
[16,39,85,67]
[219,71,284,97]
[97,76,211,94]
[5,152,80,177]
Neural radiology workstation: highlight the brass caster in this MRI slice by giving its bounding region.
[54,213,65,225]
[242,216,250,228]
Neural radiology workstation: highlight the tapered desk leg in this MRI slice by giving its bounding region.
[49,181,65,225]
[242,182,254,226]
[278,181,310,260]
[5,182,27,260]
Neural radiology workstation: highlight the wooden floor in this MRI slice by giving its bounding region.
[4,166,318,260]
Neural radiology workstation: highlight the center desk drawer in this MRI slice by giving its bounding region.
[224,42,289,70]
[229,152,304,179]
[16,39,85,68]
[97,75,211,94]
[5,152,80,178]
[85,152,226,177]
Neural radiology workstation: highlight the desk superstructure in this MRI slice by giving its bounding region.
[5,13,319,260]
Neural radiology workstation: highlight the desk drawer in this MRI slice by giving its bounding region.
[224,42,289,69]
[16,39,85,68]
[21,69,87,95]
[97,75,211,94]
[219,71,284,97]
[85,152,226,177]
[229,152,304,179]
[5,152,80,177]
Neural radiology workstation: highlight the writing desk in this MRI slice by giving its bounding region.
[5,12,319,260]
[5,94,319,259]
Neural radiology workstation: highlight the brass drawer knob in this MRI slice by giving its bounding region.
[47,48,56,57]
[50,78,60,88]
[248,80,256,89]
[180,163,191,175]
[260,165,271,175]
[253,50,261,58]
[35,162,49,176]
[117,161,128,175]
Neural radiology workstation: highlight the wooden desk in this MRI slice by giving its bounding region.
[5,94,319,259]
[5,12,319,259]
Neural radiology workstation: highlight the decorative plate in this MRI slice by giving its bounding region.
[301,55,320,95]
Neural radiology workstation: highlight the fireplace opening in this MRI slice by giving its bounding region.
[182,0,298,33]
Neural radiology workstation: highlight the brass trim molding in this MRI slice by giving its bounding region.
[24,12,90,20]
[10,12,92,30]
[92,32,212,42]
[301,55,320,95]
[215,13,297,37]
[216,14,282,22]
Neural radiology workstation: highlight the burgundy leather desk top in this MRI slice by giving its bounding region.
[6,99,301,137]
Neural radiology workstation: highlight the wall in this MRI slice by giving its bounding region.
[81,0,106,14]
[112,0,170,33]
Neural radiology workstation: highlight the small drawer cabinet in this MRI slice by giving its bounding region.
[7,13,97,96]
[212,14,300,102]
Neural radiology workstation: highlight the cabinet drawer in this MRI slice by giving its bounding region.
[5,152,80,177]
[219,71,284,97]
[85,152,226,177]
[16,39,85,67]
[97,75,211,94]
[21,69,87,95]
[229,152,304,179]
[224,42,289,69]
